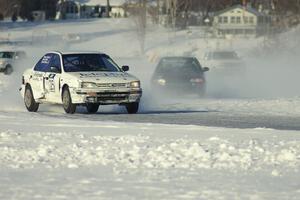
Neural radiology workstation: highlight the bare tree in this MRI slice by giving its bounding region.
[166,0,192,29]
[126,0,147,53]
[147,0,160,24]
[0,0,20,17]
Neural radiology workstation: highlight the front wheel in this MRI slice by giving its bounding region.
[62,87,76,114]
[86,104,99,114]
[125,102,139,114]
[24,86,39,112]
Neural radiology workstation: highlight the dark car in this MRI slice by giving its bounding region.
[151,57,209,97]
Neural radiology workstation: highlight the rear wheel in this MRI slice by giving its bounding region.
[86,104,99,114]
[125,102,139,114]
[62,87,76,114]
[24,86,39,112]
[4,65,13,75]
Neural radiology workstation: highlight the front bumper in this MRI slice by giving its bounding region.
[152,82,205,95]
[71,88,142,104]
[0,66,6,72]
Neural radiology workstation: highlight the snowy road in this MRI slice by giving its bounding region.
[64,111,300,131]
[10,110,300,131]
[2,95,300,131]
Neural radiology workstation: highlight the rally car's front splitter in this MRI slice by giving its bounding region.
[72,89,142,105]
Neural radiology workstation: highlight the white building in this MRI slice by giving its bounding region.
[77,0,127,18]
[213,5,271,37]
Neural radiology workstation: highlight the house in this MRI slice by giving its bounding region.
[56,0,126,19]
[98,0,126,18]
[213,5,271,37]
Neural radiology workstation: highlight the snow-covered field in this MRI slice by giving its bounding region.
[0,18,300,199]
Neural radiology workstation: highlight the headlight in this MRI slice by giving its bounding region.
[81,82,97,88]
[0,61,4,66]
[130,81,140,88]
[157,79,166,86]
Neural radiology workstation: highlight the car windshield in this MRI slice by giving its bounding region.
[211,52,239,60]
[62,54,121,72]
[0,52,14,59]
[156,58,202,74]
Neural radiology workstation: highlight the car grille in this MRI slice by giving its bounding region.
[97,92,129,101]
[96,83,127,88]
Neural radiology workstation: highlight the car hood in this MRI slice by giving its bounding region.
[67,72,139,83]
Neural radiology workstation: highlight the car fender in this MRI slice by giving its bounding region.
[59,75,80,100]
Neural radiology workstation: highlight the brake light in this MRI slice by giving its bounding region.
[190,78,204,84]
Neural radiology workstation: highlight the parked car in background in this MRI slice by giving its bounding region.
[151,57,209,97]
[20,51,142,114]
[0,50,26,75]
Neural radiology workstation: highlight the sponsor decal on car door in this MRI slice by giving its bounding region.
[31,54,53,99]
[44,54,62,103]
[31,71,45,99]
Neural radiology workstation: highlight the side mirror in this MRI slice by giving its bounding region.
[50,66,60,73]
[122,65,129,72]
[202,67,209,72]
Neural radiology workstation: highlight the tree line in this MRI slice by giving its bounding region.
[0,0,299,22]
[0,0,58,21]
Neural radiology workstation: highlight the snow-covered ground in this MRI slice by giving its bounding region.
[1,18,300,199]
[0,112,299,200]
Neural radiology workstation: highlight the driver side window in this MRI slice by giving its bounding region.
[48,54,62,73]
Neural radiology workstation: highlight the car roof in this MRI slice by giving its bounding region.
[206,51,237,53]
[0,50,24,53]
[50,51,105,55]
[160,56,197,61]
[161,56,195,59]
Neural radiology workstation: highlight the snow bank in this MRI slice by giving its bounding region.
[0,128,299,172]
[0,121,299,199]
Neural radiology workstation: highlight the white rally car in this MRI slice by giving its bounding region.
[20,51,142,114]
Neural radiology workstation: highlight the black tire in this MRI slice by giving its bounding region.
[24,86,39,112]
[62,87,76,114]
[4,65,13,75]
[86,104,99,114]
[125,102,139,114]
